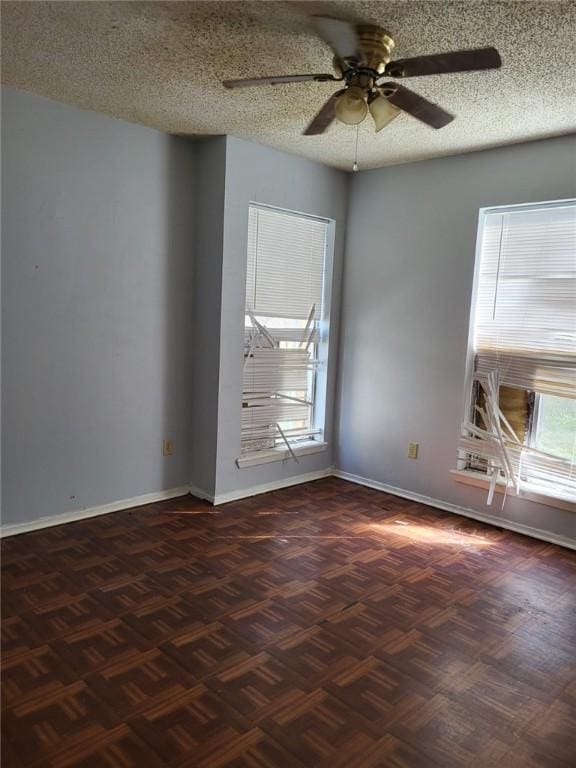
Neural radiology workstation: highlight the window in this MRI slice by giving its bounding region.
[533,394,576,461]
[238,203,332,466]
[460,200,576,505]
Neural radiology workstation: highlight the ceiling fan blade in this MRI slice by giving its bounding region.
[382,83,454,129]
[303,90,346,136]
[223,73,338,89]
[312,16,360,61]
[384,47,501,78]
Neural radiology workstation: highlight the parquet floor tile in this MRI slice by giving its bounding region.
[272,579,348,624]
[33,724,166,768]
[179,726,307,768]
[387,692,518,766]
[121,595,205,644]
[204,650,310,721]
[160,621,253,678]
[2,573,81,617]
[1,645,77,709]
[266,623,362,688]
[128,685,249,766]
[260,687,384,767]
[2,477,575,767]
[85,648,196,718]
[49,619,149,676]
[2,681,114,767]
[23,593,114,641]
[2,615,42,657]
[324,655,431,728]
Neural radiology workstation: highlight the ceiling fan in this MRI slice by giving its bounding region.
[223,16,502,135]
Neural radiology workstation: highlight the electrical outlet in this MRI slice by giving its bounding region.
[163,439,173,456]
[408,442,419,459]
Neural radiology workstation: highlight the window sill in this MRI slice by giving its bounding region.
[236,441,327,468]
[450,469,576,513]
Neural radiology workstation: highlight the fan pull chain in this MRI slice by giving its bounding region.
[352,125,359,172]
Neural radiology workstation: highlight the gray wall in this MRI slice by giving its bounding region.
[1,88,196,525]
[189,137,226,497]
[337,135,576,541]
[214,137,348,497]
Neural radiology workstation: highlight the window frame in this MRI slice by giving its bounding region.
[457,199,576,509]
[237,202,335,468]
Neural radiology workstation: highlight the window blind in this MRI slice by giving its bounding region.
[246,206,326,320]
[474,203,576,398]
[241,205,328,457]
[460,373,576,504]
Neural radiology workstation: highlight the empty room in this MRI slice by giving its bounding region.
[1,2,575,767]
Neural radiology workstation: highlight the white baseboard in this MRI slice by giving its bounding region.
[333,470,576,551]
[3,469,573,551]
[188,483,215,504]
[211,468,334,505]
[0,485,191,538]
[0,471,333,537]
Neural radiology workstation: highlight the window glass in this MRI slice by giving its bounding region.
[535,394,576,462]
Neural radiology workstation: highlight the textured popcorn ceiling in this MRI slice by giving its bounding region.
[2,1,576,170]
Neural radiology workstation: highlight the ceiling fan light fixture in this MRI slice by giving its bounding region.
[369,94,401,132]
[334,87,368,125]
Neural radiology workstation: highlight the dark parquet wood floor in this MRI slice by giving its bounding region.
[2,478,576,768]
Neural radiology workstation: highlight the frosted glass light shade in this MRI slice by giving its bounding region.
[334,87,368,125]
[369,95,401,132]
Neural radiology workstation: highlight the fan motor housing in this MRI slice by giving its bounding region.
[336,24,395,75]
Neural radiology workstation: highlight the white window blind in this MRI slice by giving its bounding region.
[474,203,576,398]
[460,201,576,505]
[241,204,329,458]
[246,206,326,320]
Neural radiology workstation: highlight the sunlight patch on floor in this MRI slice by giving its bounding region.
[368,520,494,547]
